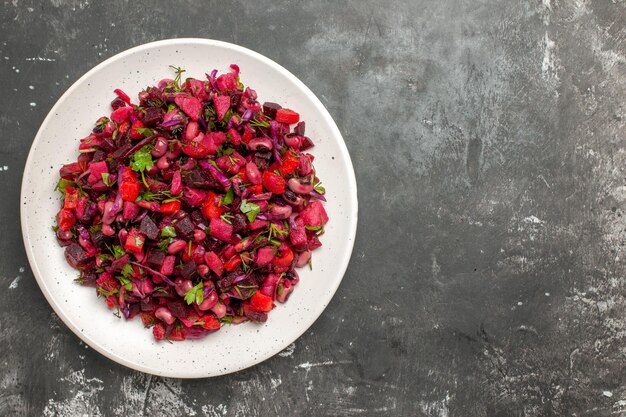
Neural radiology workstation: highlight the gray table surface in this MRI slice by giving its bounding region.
[2,0,626,416]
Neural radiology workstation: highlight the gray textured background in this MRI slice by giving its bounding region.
[2,0,626,416]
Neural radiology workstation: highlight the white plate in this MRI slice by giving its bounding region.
[20,39,357,378]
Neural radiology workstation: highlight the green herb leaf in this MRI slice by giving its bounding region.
[95,117,110,128]
[118,274,133,291]
[240,200,260,223]
[101,172,111,187]
[268,222,288,240]
[169,65,186,88]
[249,118,270,128]
[157,239,171,252]
[222,188,234,205]
[121,263,134,278]
[220,212,234,224]
[217,146,235,158]
[130,145,154,173]
[135,127,153,136]
[184,282,204,305]
[313,178,325,194]
[111,245,126,259]
[56,178,75,193]
[161,226,177,237]
[305,225,324,233]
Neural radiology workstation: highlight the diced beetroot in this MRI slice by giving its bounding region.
[279,151,299,176]
[289,218,307,246]
[200,315,221,331]
[173,216,194,240]
[120,168,140,202]
[63,186,79,209]
[139,216,159,240]
[153,323,166,340]
[59,161,86,180]
[140,107,163,127]
[145,177,168,192]
[124,228,145,253]
[75,196,90,223]
[110,106,132,123]
[249,292,273,312]
[222,244,236,260]
[204,251,224,276]
[243,304,268,322]
[57,208,76,231]
[308,234,322,250]
[262,102,282,119]
[145,249,165,270]
[201,192,225,219]
[123,201,140,221]
[249,219,268,230]
[262,171,286,194]
[159,200,181,214]
[255,246,275,267]
[183,187,207,207]
[209,217,232,242]
[65,243,88,269]
[242,128,253,144]
[272,244,294,267]
[216,152,244,174]
[228,128,241,146]
[187,79,208,100]
[206,131,227,146]
[275,108,300,124]
[168,326,186,341]
[181,133,211,158]
[96,271,119,294]
[141,312,157,327]
[298,201,328,227]
[87,161,108,185]
[130,120,146,140]
[213,95,231,122]
[174,95,202,121]
[259,273,280,297]
[111,97,126,110]
[179,261,197,280]
[216,72,238,92]
[223,255,242,272]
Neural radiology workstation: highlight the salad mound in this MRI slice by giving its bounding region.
[54,65,328,341]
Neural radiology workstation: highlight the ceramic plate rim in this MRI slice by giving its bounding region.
[20,38,358,378]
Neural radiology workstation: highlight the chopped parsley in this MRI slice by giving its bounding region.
[161,226,177,238]
[222,188,234,205]
[184,282,204,305]
[239,200,260,223]
[130,145,154,173]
